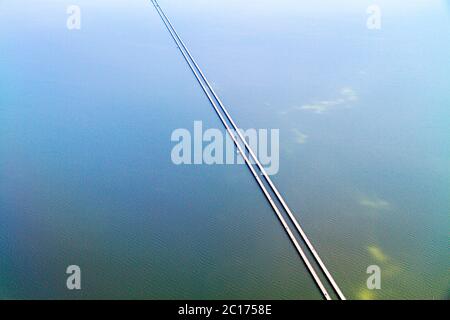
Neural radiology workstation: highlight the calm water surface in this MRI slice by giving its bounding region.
[0,0,449,299]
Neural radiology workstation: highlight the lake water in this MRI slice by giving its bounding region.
[0,0,449,299]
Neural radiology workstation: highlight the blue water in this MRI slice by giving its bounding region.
[1,0,449,299]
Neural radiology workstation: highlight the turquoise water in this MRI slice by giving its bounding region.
[1,0,449,299]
